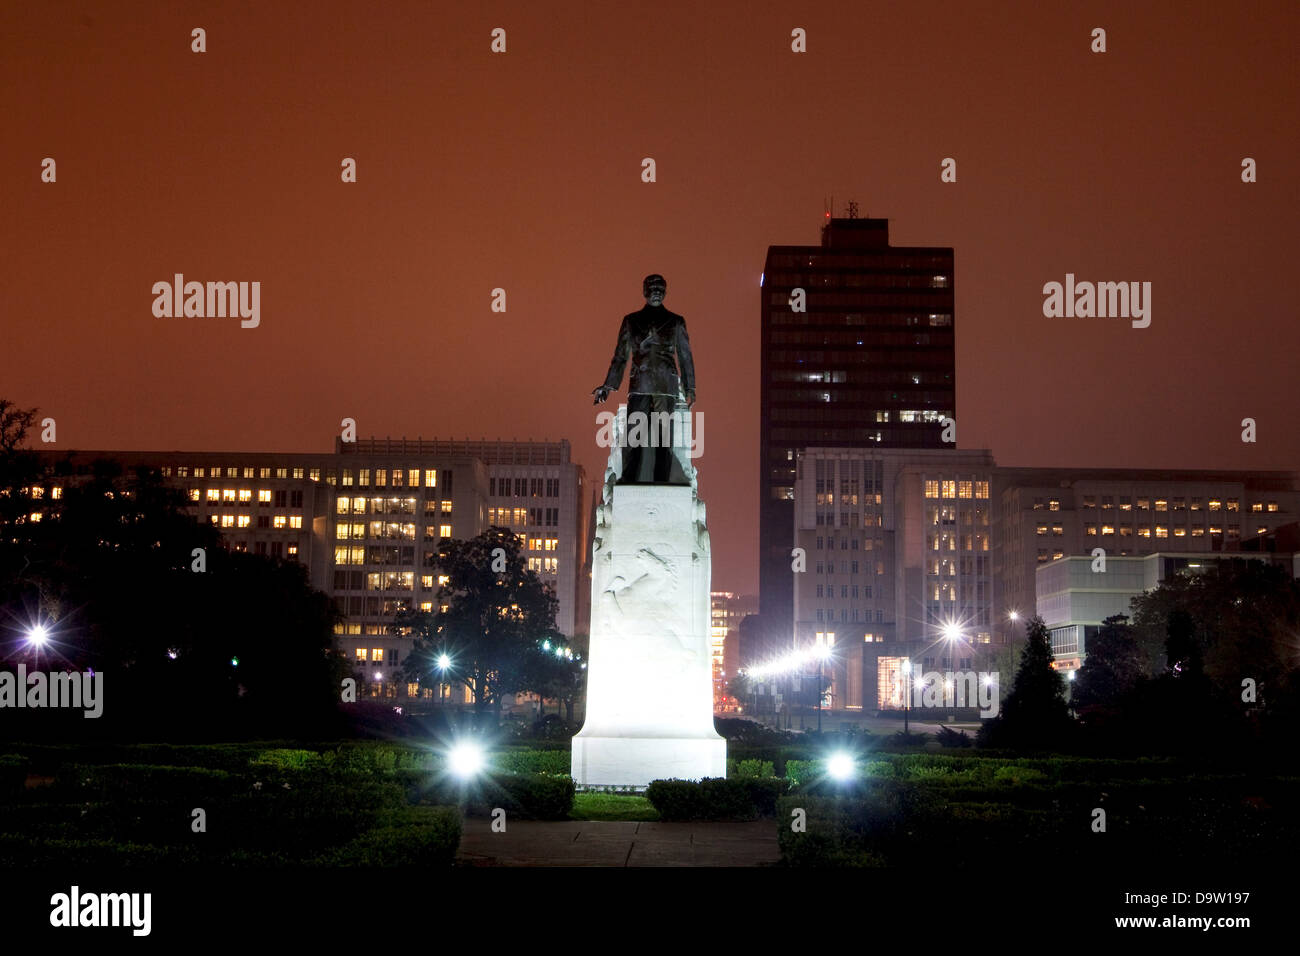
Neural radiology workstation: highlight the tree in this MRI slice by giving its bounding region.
[532,630,587,723]
[401,526,558,723]
[1070,614,1144,713]
[978,615,1073,750]
[1130,559,1299,702]
[0,400,43,529]
[0,453,346,739]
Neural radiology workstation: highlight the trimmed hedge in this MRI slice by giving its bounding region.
[56,763,240,801]
[646,777,790,821]
[492,749,571,776]
[318,807,460,867]
[777,774,1300,867]
[472,772,575,820]
[727,758,776,779]
[0,754,29,796]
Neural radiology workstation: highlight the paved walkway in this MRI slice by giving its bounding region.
[457,820,780,867]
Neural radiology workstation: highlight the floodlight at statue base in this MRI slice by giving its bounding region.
[571,734,726,789]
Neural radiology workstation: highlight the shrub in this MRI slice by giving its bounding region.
[0,835,195,867]
[784,760,818,785]
[742,777,790,816]
[470,773,575,820]
[0,754,29,797]
[321,744,399,774]
[320,806,461,867]
[249,748,326,772]
[993,765,1048,786]
[777,795,887,867]
[648,778,753,821]
[934,726,973,748]
[492,749,571,776]
[645,777,787,821]
[56,764,239,801]
[728,758,776,779]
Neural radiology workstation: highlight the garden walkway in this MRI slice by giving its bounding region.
[456,819,780,866]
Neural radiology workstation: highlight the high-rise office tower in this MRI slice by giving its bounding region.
[759,214,955,642]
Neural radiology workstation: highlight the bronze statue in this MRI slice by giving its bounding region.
[593,274,695,484]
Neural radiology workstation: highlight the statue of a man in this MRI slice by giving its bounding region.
[593,274,695,484]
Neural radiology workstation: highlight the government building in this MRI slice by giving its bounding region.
[30,437,588,699]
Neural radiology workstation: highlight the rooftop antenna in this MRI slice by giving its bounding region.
[847,200,859,219]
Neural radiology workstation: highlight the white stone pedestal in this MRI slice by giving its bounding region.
[571,406,725,787]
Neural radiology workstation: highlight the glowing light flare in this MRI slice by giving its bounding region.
[827,753,855,781]
[448,742,485,779]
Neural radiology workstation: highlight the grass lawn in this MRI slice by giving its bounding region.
[571,792,660,822]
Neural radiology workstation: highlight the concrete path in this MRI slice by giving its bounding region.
[456,819,780,867]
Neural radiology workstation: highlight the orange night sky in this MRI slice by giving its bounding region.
[3,0,1298,593]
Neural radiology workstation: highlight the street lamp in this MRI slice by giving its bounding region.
[940,620,967,722]
[435,652,452,703]
[901,658,912,734]
[814,644,832,732]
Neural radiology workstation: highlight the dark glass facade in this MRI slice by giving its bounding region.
[759,217,955,639]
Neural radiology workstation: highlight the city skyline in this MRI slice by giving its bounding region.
[4,0,1298,597]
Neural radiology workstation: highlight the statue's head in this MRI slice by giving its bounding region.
[642,274,666,306]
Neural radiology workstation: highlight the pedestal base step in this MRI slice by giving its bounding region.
[571,734,726,789]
